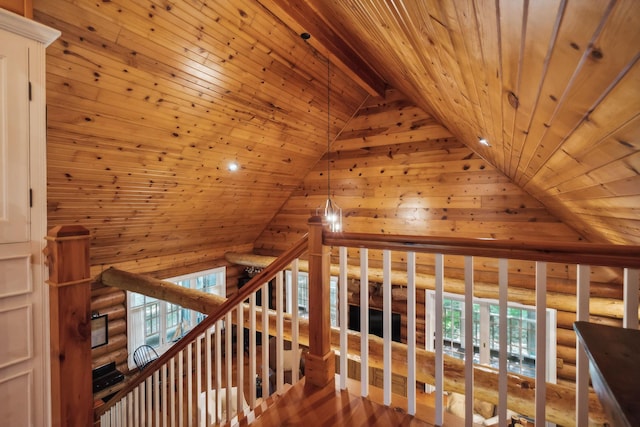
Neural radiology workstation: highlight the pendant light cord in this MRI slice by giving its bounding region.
[327,58,331,202]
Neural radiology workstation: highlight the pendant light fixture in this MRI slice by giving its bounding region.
[323,57,342,232]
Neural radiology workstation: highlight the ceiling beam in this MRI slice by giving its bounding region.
[259,0,387,97]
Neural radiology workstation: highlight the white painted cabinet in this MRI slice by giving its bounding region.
[0,8,59,427]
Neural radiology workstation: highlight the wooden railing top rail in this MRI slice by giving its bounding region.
[94,234,309,419]
[324,231,640,268]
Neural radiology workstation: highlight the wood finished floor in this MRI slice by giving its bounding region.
[248,378,435,427]
[123,345,470,427]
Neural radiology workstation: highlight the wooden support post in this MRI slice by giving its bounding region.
[305,216,335,387]
[45,225,92,427]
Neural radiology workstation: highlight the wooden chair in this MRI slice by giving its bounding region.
[132,344,159,371]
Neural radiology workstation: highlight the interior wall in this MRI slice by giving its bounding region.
[254,88,628,385]
[255,89,588,252]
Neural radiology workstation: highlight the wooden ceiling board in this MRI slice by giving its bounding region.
[511,0,611,185]
[33,0,640,276]
[496,0,524,176]
[526,68,640,195]
[38,0,372,270]
[505,0,564,183]
[267,0,640,245]
[517,0,640,186]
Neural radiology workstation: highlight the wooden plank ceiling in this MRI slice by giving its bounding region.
[33,0,639,272]
[267,0,640,245]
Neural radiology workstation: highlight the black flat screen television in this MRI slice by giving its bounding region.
[348,304,401,343]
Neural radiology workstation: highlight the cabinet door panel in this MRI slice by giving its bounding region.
[0,28,30,244]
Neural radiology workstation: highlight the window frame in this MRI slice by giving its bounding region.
[127,267,226,369]
[285,270,339,327]
[426,291,556,382]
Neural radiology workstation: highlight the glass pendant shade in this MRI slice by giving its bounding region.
[324,197,342,232]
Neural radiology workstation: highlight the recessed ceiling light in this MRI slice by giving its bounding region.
[479,138,490,147]
[228,162,239,171]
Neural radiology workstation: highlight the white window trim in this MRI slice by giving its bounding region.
[127,267,226,370]
[425,291,556,383]
[285,271,339,327]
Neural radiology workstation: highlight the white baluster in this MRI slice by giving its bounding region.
[196,334,202,427]
[535,261,547,425]
[576,264,590,427]
[215,319,222,424]
[261,282,270,398]
[383,249,392,407]
[237,304,245,417]
[291,259,300,383]
[434,253,444,427]
[464,256,474,426]
[407,251,416,416]
[225,311,233,423]
[623,268,639,329]
[339,246,348,390]
[187,342,193,426]
[178,351,184,427]
[276,271,284,391]
[153,370,160,427]
[169,357,176,425]
[249,292,257,405]
[498,259,508,426]
[360,248,369,397]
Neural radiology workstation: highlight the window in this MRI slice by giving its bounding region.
[426,292,556,381]
[285,271,339,327]
[127,267,226,369]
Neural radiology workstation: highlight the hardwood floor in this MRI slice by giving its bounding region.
[127,344,471,426]
[248,378,435,427]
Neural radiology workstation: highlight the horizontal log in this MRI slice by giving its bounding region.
[91,333,127,358]
[557,344,577,365]
[557,327,577,348]
[99,305,126,321]
[92,347,128,371]
[91,282,124,297]
[556,310,622,329]
[557,362,577,382]
[99,267,227,314]
[91,290,126,311]
[107,318,126,337]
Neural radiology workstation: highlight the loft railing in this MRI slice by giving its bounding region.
[322,231,640,426]
[94,234,310,426]
[92,217,640,426]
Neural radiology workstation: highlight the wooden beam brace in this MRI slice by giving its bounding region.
[99,267,227,313]
[259,0,387,97]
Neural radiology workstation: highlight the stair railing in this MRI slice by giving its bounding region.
[94,217,640,426]
[95,233,310,426]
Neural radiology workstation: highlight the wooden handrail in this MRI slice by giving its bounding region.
[324,231,640,268]
[94,233,309,420]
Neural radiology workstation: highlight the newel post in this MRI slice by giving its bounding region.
[45,225,93,427]
[305,216,335,387]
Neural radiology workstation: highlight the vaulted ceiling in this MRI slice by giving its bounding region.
[266,0,640,245]
[34,0,640,273]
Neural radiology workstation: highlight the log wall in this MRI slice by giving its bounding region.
[88,250,248,381]
[254,89,631,384]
